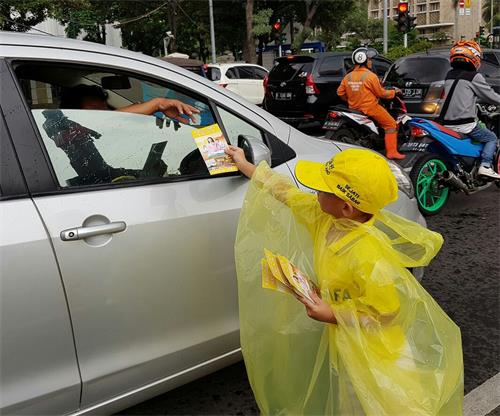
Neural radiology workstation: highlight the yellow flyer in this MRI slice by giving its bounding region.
[191,123,238,175]
[262,249,315,302]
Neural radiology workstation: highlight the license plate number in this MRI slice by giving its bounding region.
[323,120,342,130]
[400,142,429,152]
[274,92,292,100]
[402,88,423,99]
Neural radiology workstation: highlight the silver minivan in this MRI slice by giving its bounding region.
[0,32,424,415]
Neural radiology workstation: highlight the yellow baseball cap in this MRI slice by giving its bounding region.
[295,149,398,214]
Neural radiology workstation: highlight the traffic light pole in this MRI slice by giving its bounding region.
[383,0,388,54]
[404,33,408,48]
[209,0,216,63]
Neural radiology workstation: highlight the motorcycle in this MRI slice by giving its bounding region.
[322,95,411,150]
[397,111,500,216]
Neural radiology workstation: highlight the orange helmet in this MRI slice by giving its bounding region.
[450,40,482,70]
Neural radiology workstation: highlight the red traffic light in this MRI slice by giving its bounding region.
[273,21,282,31]
[397,2,409,13]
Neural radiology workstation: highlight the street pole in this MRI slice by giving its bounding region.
[209,0,216,63]
[491,0,494,35]
[404,33,408,48]
[383,0,388,54]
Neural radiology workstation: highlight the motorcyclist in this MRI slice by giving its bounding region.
[439,40,500,180]
[337,47,405,160]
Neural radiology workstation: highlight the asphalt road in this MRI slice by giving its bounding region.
[119,185,499,415]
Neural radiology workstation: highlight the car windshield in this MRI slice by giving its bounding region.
[385,57,450,84]
[269,58,314,81]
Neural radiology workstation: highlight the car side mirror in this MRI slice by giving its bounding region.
[238,135,271,166]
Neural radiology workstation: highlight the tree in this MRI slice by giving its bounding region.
[0,0,52,31]
[243,0,257,63]
[482,0,499,30]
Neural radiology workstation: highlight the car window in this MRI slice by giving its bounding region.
[14,63,241,188]
[253,67,268,80]
[372,59,391,78]
[479,61,500,79]
[344,58,354,73]
[483,52,499,66]
[385,57,450,84]
[269,58,314,81]
[216,106,265,145]
[236,66,255,79]
[226,68,238,79]
[207,67,221,81]
[318,56,343,76]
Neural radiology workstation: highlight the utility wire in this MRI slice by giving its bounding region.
[114,1,170,27]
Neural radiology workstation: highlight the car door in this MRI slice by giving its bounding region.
[6,54,294,410]
[0,82,81,414]
[223,67,241,96]
[232,66,261,105]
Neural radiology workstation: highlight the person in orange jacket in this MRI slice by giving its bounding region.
[337,48,405,160]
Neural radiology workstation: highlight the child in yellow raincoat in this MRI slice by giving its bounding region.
[226,145,463,415]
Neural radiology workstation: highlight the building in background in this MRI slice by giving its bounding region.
[367,0,485,43]
[29,18,123,48]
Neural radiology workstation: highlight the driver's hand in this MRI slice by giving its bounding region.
[394,88,403,97]
[155,98,200,124]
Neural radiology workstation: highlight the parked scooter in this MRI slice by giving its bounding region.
[322,96,411,150]
[398,115,500,216]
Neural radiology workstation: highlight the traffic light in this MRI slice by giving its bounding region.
[408,14,417,31]
[479,26,485,38]
[280,32,287,44]
[273,20,282,32]
[395,2,409,33]
[395,2,416,33]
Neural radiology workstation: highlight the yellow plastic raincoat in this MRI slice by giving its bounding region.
[235,162,463,415]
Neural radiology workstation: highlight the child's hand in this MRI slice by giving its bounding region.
[294,290,337,324]
[225,145,256,178]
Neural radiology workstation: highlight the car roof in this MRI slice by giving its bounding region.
[0,31,186,71]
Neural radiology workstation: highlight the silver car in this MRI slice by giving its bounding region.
[0,32,424,415]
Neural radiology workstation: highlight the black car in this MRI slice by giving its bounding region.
[383,48,500,119]
[263,52,392,126]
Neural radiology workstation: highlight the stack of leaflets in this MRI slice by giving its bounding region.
[261,249,317,303]
[191,123,238,175]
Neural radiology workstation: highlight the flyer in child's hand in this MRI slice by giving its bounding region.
[191,123,238,175]
[262,250,315,303]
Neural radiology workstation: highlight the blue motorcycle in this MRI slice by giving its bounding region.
[398,112,499,216]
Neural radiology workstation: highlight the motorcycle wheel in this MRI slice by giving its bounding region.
[326,128,374,149]
[410,153,450,216]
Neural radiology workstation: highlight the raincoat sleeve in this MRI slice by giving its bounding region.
[366,73,396,100]
[252,161,323,236]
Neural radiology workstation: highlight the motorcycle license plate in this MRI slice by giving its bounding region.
[402,88,423,99]
[323,120,342,130]
[274,92,292,100]
[400,142,429,152]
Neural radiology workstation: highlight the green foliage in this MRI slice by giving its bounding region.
[385,38,433,60]
[0,0,52,31]
[253,8,272,37]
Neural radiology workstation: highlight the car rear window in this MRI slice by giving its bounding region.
[269,57,314,81]
[385,57,449,84]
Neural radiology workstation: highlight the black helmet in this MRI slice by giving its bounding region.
[352,47,379,65]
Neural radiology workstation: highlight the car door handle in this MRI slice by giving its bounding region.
[60,221,126,241]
